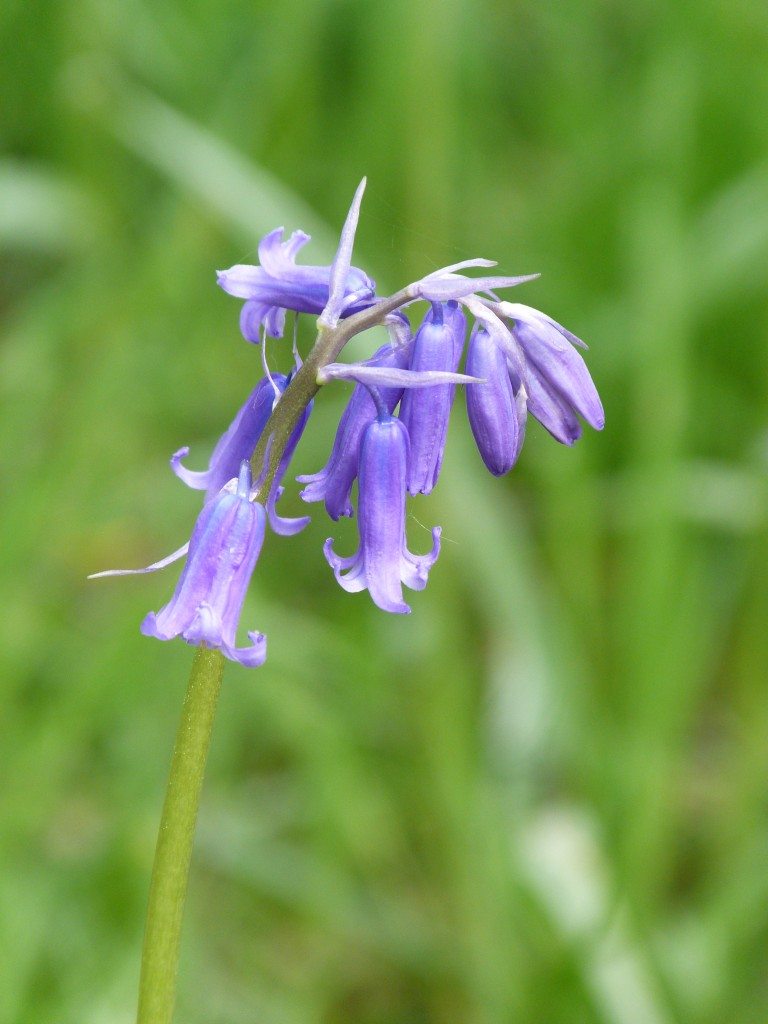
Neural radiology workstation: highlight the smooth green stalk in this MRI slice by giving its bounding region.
[135,292,411,1023]
[136,646,224,1024]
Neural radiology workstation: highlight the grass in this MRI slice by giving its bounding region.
[1,0,767,1021]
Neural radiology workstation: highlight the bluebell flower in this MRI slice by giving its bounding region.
[465,324,526,476]
[324,415,441,614]
[399,301,466,495]
[171,376,280,500]
[217,226,376,342]
[171,374,311,535]
[298,342,411,520]
[499,301,604,440]
[462,297,603,447]
[140,463,267,666]
[91,463,268,667]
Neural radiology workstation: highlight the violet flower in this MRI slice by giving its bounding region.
[497,301,605,441]
[399,301,466,495]
[217,227,376,342]
[465,324,526,476]
[298,342,411,520]
[171,375,282,500]
[171,373,311,535]
[92,463,267,667]
[324,415,441,614]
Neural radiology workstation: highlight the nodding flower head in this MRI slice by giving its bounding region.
[399,301,466,495]
[93,177,606,659]
[323,415,441,614]
[217,227,376,342]
[141,462,268,667]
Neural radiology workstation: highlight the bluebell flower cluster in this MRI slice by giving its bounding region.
[92,180,603,666]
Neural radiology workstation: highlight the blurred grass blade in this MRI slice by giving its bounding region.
[0,160,96,252]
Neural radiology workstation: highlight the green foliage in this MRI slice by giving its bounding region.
[1,1,767,1021]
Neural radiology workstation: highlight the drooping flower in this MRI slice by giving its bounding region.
[171,373,311,535]
[399,301,466,495]
[324,415,441,614]
[497,301,605,441]
[171,376,281,500]
[217,226,376,342]
[90,463,268,666]
[465,324,526,476]
[298,342,411,520]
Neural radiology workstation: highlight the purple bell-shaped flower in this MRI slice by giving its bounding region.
[498,301,604,442]
[323,415,441,614]
[399,301,466,495]
[465,324,526,476]
[298,342,411,519]
[217,227,376,342]
[171,374,311,536]
[105,462,269,667]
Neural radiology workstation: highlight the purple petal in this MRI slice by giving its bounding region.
[466,326,523,476]
[400,527,441,590]
[504,305,604,429]
[399,302,466,495]
[239,300,272,343]
[257,227,310,276]
[221,631,268,668]
[140,462,269,666]
[264,305,286,339]
[298,342,411,520]
[324,416,441,614]
[267,486,311,536]
[173,375,284,502]
[524,371,582,445]
[170,447,211,491]
[323,538,368,593]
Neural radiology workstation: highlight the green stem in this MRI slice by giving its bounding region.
[136,646,225,1024]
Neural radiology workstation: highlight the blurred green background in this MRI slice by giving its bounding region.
[2,1,767,1021]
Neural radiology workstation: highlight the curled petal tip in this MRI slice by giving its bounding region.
[225,631,268,668]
